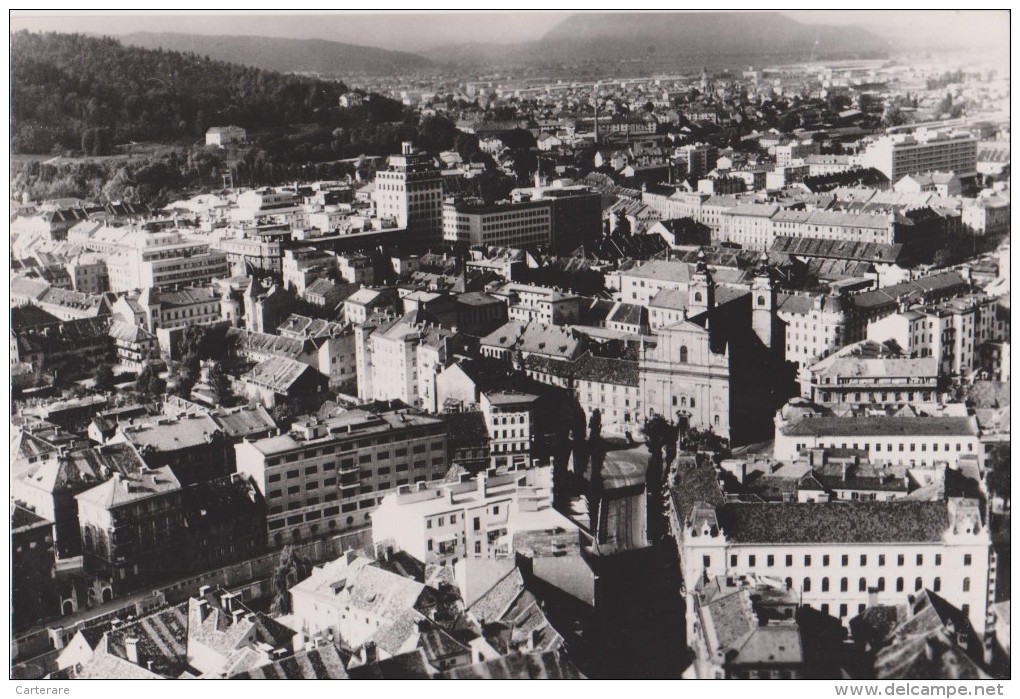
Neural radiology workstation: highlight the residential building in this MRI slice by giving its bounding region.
[12,317,113,379]
[481,392,538,467]
[107,319,157,369]
[479,321,585,362]
[35,287,112,321]
[372,465,576,566]
[65,253,110,294]
[234,407,449,546]
[803,340,940,405]
[688,574,805,679]
[12,503,58,630]
[337,252,375,285]
[282,247,337,295]
[573,354,641,436]
[76,466,185,598]
[487,282,583,326]
[205,125,246,147]
[238,355,328,409]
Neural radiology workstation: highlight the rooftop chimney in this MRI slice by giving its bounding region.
[124,637,140,665]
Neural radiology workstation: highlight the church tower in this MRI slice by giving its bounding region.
[688,249,715,317]
[751,252,775,350]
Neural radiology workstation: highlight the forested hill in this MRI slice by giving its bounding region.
[11,31,354,154]
[120,32,433,76]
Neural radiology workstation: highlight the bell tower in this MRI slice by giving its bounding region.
[688,249,714,317]
[752,252,775,349]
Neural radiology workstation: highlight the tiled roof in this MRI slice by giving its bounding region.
[781,416,978,438]
[772,236,904,263]
[241,355,316,393]
[118,413,222,451]
[346,648,435,679]
[572,354,639,387]
[441,651,583,679]
[210,405,277,439]
[849,272,968,311]
[875,590,988,680]
[230,645,348,679]
[716,501,950,544]
[75,466,181,509]
[154,286,218,307]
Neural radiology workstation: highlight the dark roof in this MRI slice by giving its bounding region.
[782,416,977,438]
[439,411,490,446]
[346,648,434,679]
[849,272,968,311]
[771,236,904,264]
[716,501,950,544]
[670,455,726,525]
[572,354,639,387]
[440,651,583,679]
[11,305,62,331]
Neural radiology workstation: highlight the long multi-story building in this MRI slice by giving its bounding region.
[106,230,230,292]
[373,142,443,244]
[670,459,992,636]
[235,407,449,547]
[858,129,979,181]
[443,198,553,249]
[802,340,940,405]
[773,415,983,469]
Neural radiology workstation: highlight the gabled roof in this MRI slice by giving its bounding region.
[875,590,989,679]
[75,466,181,509]
[241,356,318,393]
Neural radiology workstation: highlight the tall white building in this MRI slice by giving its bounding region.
[373,142,444,244]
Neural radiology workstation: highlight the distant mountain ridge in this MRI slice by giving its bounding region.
[424,11,887,65]
[120,31,433,76]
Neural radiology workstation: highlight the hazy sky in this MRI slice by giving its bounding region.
[9,10,1009,53]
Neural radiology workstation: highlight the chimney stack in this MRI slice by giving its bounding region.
[125,637,140,665]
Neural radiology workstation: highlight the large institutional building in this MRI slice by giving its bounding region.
[670,459,994,637]
[858,129,979,181]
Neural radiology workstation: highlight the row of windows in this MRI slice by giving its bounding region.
[728,552,966,568]
[795,441,973,454]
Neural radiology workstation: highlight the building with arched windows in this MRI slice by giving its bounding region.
[639,254,795,445]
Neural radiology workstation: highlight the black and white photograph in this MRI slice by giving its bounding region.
[7,8,1012,686]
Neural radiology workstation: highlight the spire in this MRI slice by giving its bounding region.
[695,248,709,274]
